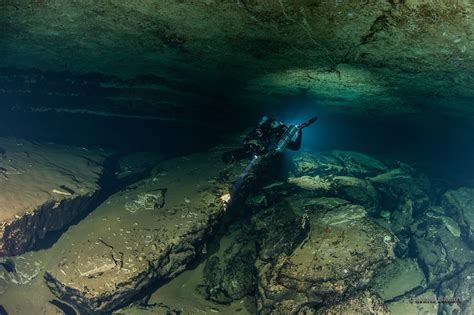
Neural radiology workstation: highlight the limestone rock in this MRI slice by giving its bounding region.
[261,181,300,205]
[373,258,426,301]
[251,196,309,262]
[442,187,474,248]
[291,152,345,177]
[386,289,439,315]
[0,138,109,256]
[292,150,388,178]
[43,148,253,313]
[331,176,380,214]
[256,196,395,314]
[331,150,389,178]
[287,175,332,192]
[113,303,181,315]
[438,264,474,315]
[411,210,474,285]
[200,223,257,304]
[369,164,431,216]
[245,191,268,211]
[115,152,165,185]
[318,291,389,315]
[369,164,431,254]
[0,1,473,119]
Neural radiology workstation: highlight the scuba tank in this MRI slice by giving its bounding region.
[275,116,317,153]
[275,125,299,153]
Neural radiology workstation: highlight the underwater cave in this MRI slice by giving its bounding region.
[0,1,473,314]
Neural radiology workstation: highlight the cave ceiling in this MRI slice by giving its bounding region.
[0,0,472,121]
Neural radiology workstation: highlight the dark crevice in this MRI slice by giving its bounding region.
[360,13,390,45]
[0,258,16,274]
[30,153,121,252]
[49,300,78,315]
[98,239,124,269]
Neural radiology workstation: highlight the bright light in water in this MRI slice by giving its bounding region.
[230,154,260,197]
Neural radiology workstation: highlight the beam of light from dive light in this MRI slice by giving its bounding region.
[230,155,259,197]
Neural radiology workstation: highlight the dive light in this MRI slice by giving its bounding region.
[275,116,317,153]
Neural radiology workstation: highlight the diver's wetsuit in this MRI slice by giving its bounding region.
[222,117,302,163]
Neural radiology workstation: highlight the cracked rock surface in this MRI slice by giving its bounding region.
[317,290,389,315]
[43,146,250,313]
[1,143,473,314]
[200,222,257,305]
[0,137,109,257]
[254,196,395,314]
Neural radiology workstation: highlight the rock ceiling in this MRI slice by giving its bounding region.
[0,0,472,119]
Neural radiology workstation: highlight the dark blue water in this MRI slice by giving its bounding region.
[0,97,472,186]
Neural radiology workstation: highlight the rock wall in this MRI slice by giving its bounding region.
[0,138,109,256]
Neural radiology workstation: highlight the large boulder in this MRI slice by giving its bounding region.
[199,223,257,304]
[289,151,431,251]
[43,147,259,313]
[369,164,431,219]
[372,258,426,302]
[255,196,396,314]
[442,187,474,248]
[289,151,387,216]
[331,176,380,214]
[369,163,431,255]
[291,150,388,178]
[410,209,474,285]
[0,138,110,256]
[251,195,309,262]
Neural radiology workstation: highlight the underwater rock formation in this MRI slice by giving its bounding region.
[317,290,389,315]
[291,150,388,179]
[438,264,474,315]
[115,152,165,186]
[1,1,473,118]
[0,142,471,313]
[289,150,432,255]
[200,223,257,304]
[386,289,440,314]
[411,206,474,285]
[373,258,426,301]
[254,196,396,314]
[0,138,109,257]
[442,187,474,248]
[43,147,267,313]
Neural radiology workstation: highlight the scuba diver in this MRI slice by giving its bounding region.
[222,116,317,163]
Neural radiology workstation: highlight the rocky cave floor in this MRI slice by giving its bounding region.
[0,136,473,314]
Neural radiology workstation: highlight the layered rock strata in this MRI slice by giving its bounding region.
[0,138,109,256]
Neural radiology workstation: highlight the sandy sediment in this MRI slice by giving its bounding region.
[0,138,109,257]
[43,147,256,313]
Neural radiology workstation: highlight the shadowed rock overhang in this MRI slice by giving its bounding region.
[0,0,472,119]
